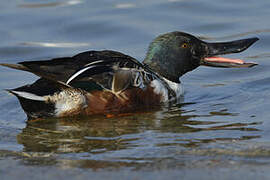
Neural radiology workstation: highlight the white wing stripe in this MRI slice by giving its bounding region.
[66,65,96,84]
[84,60,104,67]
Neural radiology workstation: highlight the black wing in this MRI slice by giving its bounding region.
[65,58,157,93]
[1,50,157,92]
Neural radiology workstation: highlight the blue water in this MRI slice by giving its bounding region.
[1,0,270,179]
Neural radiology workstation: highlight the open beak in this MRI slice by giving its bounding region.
[201,37,259,68]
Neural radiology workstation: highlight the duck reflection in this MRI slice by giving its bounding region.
[17,104,261,154]
[17,111,161,153]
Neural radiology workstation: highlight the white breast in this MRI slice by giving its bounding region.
[150,78,183,102]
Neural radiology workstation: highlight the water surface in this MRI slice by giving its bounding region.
[1,0,270,179]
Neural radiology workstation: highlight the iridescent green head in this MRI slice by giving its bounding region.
[143,31,258,83]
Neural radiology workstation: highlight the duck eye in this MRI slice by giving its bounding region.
[181,43,188,48]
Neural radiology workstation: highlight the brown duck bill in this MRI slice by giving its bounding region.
[201,37,259,68]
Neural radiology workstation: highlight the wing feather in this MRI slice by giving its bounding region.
[67,61,155,93]
[1,50,158,93]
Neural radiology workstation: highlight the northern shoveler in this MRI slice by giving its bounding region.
[0,31,259,120]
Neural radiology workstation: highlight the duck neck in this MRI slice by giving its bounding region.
[143,56,181,83]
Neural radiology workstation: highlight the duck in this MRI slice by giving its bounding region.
[0,31,259,120]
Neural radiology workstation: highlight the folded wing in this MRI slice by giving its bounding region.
[1,50,157,93]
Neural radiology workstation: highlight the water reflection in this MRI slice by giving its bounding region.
[19,42,90,48]
[18,0,82,8]
[17,104,260,155]
[114,3,136,9]
[17,112,160,153]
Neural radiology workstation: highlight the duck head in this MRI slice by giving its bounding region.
[143,31,259,83]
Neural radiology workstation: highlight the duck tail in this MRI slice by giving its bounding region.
[8,90,55,120]
[0,63,29,72]
[7,78,61,119]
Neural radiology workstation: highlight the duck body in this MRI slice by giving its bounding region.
[3,50,182,119]
[0,31,258,120]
